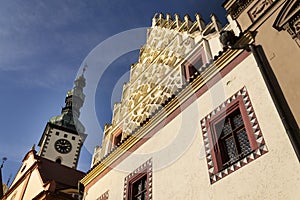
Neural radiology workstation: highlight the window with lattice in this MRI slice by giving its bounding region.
[130,174,147,200]
[201,87,268,184]
[214,107,253,169]
[124,159,152,200]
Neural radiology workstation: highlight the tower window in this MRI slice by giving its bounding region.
[72,136,76,140]
[64,134,68,138]
[55,158,62,164]
[56,132,59,136]
[130,175,147,200]
[20,165,27,173]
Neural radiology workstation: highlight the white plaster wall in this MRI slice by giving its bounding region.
[6,154,44,200]
[10,153,36,187]
[22,169,44,200]
[85,54,300,199]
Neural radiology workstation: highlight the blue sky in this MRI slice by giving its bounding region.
[0,0,226,185]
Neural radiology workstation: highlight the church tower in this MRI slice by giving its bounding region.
[38,74,87,169]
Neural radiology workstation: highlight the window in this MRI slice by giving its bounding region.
[129,174,147,200]
[55,158,62,164]
[56,131,59,136]
[124,159,152,200]
[182,47,206,81]
[110,128,123,150]
[210,102,256,172]
[200,87,268,183]
[113,133,122,147]
[20,164,27,173]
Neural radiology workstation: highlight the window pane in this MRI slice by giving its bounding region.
[138,181,143,193]
[216,119,231,138]
[222,120,232,137]
[232,111,244,130]
[237,129,251,155]
[225,137,238,162]
[132,175,147,200]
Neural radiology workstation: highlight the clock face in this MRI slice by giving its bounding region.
[54,139,72,154]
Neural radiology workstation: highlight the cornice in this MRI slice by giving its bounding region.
[80,32,255,187]
[225,0,256,19]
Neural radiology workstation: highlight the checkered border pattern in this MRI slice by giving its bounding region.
[123,159,153,200]
[200,87,268,184]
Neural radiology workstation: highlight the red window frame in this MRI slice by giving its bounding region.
[127,171,149,200]
[124,159,152,200]
[207,96,258,173]
[201,87,268,184]
[182,47,207,81]
[110,128,123,150]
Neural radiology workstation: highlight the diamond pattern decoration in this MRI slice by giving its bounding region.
[200,87,268,184]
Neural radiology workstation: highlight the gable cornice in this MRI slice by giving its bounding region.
[273,0,300,30]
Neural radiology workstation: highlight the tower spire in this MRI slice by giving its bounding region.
[49,70,86,134]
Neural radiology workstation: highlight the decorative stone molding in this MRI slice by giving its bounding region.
[273,0,300,46]
[248,0,275,22]
[227,0,256,19]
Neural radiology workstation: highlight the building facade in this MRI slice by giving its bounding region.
[80,2,300,199]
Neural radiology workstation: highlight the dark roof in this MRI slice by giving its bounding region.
[36,156,85,190]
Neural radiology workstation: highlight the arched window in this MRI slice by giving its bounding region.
[55,158,62,164]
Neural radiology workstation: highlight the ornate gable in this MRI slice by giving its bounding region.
[273,0,300,40]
